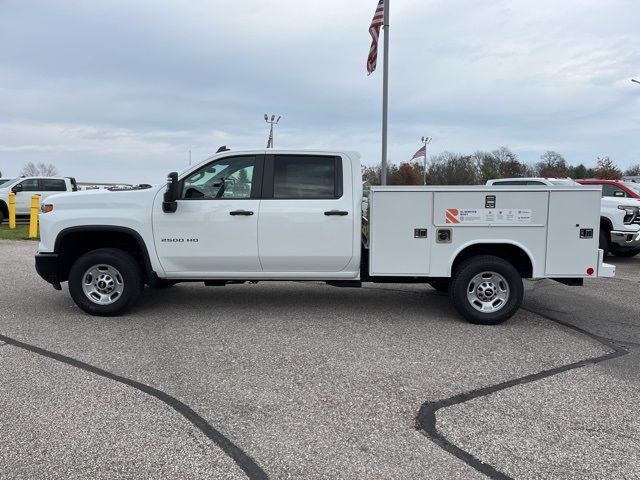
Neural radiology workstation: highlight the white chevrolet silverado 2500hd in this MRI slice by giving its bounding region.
[35,150,614,324]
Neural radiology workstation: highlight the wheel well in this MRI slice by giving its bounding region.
[600,217,613,232]
[452,243,533,278]
[55,228,152,283]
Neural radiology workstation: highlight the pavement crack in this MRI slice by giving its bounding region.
[414,306,629,480]
[0,333,268,480]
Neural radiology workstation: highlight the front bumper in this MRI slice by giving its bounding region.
[610,230,640,248]
[35,253,62,289]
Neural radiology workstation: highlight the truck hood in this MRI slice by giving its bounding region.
[602,196,640,207]
[46,185,165,208]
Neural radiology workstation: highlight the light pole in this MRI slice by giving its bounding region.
[264,114,281,148]
[421,136,432,185]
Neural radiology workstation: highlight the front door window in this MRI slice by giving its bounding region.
[182,156,255,200]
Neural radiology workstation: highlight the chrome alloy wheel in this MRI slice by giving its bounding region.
[466,271,510,313]
[81,264,125,305]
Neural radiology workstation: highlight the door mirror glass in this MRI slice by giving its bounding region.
[613,190,625,197]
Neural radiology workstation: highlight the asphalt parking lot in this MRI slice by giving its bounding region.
[1,240,639,479]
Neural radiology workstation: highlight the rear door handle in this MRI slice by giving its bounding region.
[229,210,254,216]
[324,210,348,216]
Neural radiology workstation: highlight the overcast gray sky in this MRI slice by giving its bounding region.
[1,0,639,183]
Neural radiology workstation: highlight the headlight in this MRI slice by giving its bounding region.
[41,204,54,214]
[618,205,639,224]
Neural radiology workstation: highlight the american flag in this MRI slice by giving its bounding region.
[367,0,385,75]
[411,145,426,160]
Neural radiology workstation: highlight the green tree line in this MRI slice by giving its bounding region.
[362,147,638,185]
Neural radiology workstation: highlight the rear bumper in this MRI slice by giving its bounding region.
[597,249,615,278]
[35,253,62,288]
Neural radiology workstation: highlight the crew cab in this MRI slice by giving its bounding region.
[0,177,77,223]
[575,179,640,257]
[35,150,614,325]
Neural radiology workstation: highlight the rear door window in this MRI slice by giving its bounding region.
[40,179,67,191]
[272,155,341,199]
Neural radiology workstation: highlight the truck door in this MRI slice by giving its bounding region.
[152,155,263,275]
[13,178,40,214]
[258,154,354,272]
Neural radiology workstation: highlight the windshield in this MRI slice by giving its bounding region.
[0,179,17,187]
[623,182,640,196]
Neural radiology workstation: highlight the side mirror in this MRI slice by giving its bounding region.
[613,190,625,197]
[11,184,23,193]
[162,172,179,213]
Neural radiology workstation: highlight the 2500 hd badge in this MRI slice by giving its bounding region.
[161,238,199,243]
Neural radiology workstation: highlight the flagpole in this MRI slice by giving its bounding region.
[380,0,390,185]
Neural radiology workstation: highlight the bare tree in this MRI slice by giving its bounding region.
[625,164,640,176]
[536,151,568,178]
[474,147,530,182]
[20,162,59,177]
[427,152,480,185]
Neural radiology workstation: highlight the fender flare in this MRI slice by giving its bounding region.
[54,225,156,280]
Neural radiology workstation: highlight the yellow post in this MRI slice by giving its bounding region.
[8,192,16,229]
[29,194,40,239]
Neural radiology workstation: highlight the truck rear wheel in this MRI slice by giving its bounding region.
[68,248,143,316]
[449,255,523,325]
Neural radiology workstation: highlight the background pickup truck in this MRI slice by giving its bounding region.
[575,179,640,257]
[487,177,640,258]
[0,176,77,223]
[35,150,613,325]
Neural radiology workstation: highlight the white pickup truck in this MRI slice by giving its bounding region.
[488,177,640,257]
[0,177,77,223]
[35,150,614,324]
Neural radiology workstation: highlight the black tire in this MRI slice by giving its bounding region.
[449,255,524,325]
[610,246,640,258]
[68,248,143,316]
[0,203,6,224]
[599,229,610,256]
[428,278,449,293]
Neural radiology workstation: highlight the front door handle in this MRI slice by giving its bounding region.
[229,210,254,216]
[324,210,349,216]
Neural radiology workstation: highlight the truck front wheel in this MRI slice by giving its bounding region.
[68,248,143,316]
[449,255,523,325]
[609,246,640,258]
